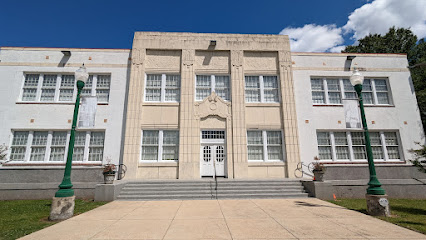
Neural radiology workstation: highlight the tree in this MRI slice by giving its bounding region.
[343,27,426,133]
[343,27,418,54]
[409,143,426,173]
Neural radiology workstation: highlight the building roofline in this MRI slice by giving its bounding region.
[0,46,131,52]
[134,31,289,38]
[291,52,407,57]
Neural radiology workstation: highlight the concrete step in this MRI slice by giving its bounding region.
[116,192,309,200]
[117,179,308,200]
[119,189,304,196]
[121,185,304,191]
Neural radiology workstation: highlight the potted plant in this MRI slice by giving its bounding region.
[312,156,326,182]
[103,163,116,184]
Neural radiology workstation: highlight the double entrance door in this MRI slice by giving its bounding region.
[200,130,226,177]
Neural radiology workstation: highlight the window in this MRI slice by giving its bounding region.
[8,131,105,162]
[310,77,391,105]
[316,131,402,161]
[247,130,284,161]
[141,130,179,161]
[20,73,111,103]
[245,76,279,103]
[77,74,111,103]
[196,75,230,101]
[145,74,180,102]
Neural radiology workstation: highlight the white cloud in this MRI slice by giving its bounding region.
[279,0,426,52]
[279,24,344,52]
[343,0,426,40]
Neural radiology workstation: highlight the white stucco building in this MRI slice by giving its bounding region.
[0,32,424,199]
[0,47,130,198]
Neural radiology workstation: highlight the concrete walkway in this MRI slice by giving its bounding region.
[21,198,425,240]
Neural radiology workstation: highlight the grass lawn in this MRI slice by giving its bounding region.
[329,199,426,234]
[0,199,106,240]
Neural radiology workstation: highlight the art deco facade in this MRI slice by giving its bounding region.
[0,32,423,196]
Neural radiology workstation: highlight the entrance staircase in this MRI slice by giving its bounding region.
[116,179,308,200]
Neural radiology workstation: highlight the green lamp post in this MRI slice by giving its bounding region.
[350,69,386,195]
[55,64,89,197]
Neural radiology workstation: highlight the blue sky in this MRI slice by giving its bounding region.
[1,0,425,52]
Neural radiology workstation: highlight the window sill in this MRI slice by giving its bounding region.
[139,162,178,167]
[312,104,395,107]
[318,160,405,165]
[16,102,109,105]
[246,103,281,107]
[1,162,102,167]
[142,102,180,106]
[248,161,285,167]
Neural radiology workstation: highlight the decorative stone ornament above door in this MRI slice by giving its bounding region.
[194,92,231,120]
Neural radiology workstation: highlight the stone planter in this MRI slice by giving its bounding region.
[313,170,325,182]
[103,173,116,184]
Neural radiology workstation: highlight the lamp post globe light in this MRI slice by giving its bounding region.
[49,64,88,221]
[350,69,390,216]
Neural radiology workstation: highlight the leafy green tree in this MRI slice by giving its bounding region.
[343,27,426,133]
[344,27,417,54]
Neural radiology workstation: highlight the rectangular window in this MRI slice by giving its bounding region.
[96,75,111,103]
[311,77,391,105]
[73,132,86,162]
[21,73,111,103]
[22,74,40,101]
[10,131,29,161]
[245,76,279,103]
[145,74,180,102]
[40,75,57,101]
[196,75,230,101]
[50,132,67,162]
[316,131,401,161]
[247,130,284,161]
[141,130,179,161]
[59,75,75,101]
[8,131,104,163]
[89,132,105,161]
[317,132,332,160]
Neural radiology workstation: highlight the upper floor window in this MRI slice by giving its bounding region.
[141,130,179,162]
[9,130,104,162]
[145,74,180,102]
[317,131,401,162]
[20,73,111,103]
[310,77,391,105]
[81,75,111,103]
[196,75,230,101]
[245,76,279,103]
[247,130,284,162]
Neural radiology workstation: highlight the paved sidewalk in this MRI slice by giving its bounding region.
[21,198,425,240]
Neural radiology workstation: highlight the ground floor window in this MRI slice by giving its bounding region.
[9,130,105,163]
[141,130,179,162]
[247,130,284,161]
[317,131,401,161]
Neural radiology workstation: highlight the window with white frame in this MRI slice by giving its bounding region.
[20,73,111,103]
[8,131,104,162]
[195,75,230,101]
[141,130,179,161]
[310,77,391,105]
[145,74,180,102]
[316,131,401,161]
[245,76,279,103]
[247,130,284,161]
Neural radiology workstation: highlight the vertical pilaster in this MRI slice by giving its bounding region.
[279,50,301,178]
[178,49,199,179]
[122,47,145,179]
[231,50,248,178]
